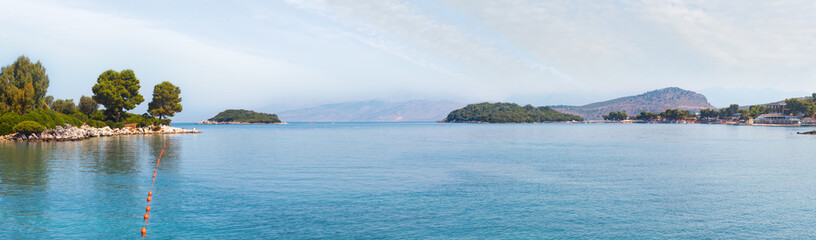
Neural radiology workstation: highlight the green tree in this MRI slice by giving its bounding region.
[602,111,628,121]
[635,111,659,120]
[699,108,718,119]
[660,109,691,121]
[78,95,98,116]
[91,69,144,122]
[784,98,813,116]
[50,99,76,114]
[726,104,740,116]
[0,55,50,114]
[147,81,183,120]
[748,105,767,118]
[44,95,54,107]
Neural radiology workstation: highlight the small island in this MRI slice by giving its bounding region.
[199,109,283,124]
[442,102,583,123]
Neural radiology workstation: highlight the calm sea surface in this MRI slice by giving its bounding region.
[3,122,816,239]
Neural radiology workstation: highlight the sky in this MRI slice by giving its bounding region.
[1,0,815,122]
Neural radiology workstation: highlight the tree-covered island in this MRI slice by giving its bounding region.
[443,102,583,123]
[200,109,283,124]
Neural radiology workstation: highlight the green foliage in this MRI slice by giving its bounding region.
[0,56,50,114]
[124,113,168,127]
[91,69,144,121]
[51,99,76,114]
[602,111,628,121]
[635,111,659,120]
[13,121,45,134]
[748,105,767,118]
[86,120,107,128]
[444,102,583,123]
[104,120,125,129]
[0,109,96,135]
[44,95,54,107]
[0,112,22,135]
[208,109,283,123]
[78,95,98,115]
[699,108,718,119]
[785,98,814,116]
[659,109,692,121]
[147,81,182,121]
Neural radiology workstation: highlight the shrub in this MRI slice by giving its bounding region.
[13,121,45,134]
[87,120,107,128]
[105,120,125,129]
[0,112,23,135]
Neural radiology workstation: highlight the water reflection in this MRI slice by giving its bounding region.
[0,142,54,235]
[150,135,181,172]
[0,135,184,237]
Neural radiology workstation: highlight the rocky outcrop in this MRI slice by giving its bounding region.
[2,124,200,142]
[551,87,715,120]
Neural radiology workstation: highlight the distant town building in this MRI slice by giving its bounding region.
[765,102,786,114]
[754,113,801,125]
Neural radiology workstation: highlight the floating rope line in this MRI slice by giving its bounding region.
[142,144,166,237]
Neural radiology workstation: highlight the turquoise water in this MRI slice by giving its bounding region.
[3,122,816,238]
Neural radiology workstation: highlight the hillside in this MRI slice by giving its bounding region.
[443,102,583,123]
[551,87,714,120]
[201,109,282,124]
[276,100,465,122]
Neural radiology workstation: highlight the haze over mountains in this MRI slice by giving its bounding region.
[272,87,714,122]
[277,100,465,122]
[551,87,714,120]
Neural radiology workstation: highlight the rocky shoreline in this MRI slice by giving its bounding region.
[2,124,200,142]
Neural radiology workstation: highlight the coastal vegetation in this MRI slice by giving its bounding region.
[444,102,583,123]
[634,111,659,120]
[659,109,693,121]
[147,81,183,120]
[205,109,282,124]
[602,111,627,121]
[0,55,184,135]
[12,121,45,135]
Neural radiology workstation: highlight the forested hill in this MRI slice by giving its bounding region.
[204,109,281,124]
[551,87,714,120]
[443,102,583,123]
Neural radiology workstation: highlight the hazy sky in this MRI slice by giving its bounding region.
[1,0,814,121]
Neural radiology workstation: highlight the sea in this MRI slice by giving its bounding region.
[3,122,816,239]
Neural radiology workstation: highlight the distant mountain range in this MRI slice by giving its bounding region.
[277,100,465,122]
[551,87,714,120]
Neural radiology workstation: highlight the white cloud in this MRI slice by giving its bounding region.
[283,0,577,98]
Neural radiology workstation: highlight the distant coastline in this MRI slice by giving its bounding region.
[197,120,286,125]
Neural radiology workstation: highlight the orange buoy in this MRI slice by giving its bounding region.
[147,196,152,202]
[154,169,157,173]
[148,191,152,196]
[146,206,151,213]
[144,213,149,220]
[141,227,146,236]
[153,174,156,178]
